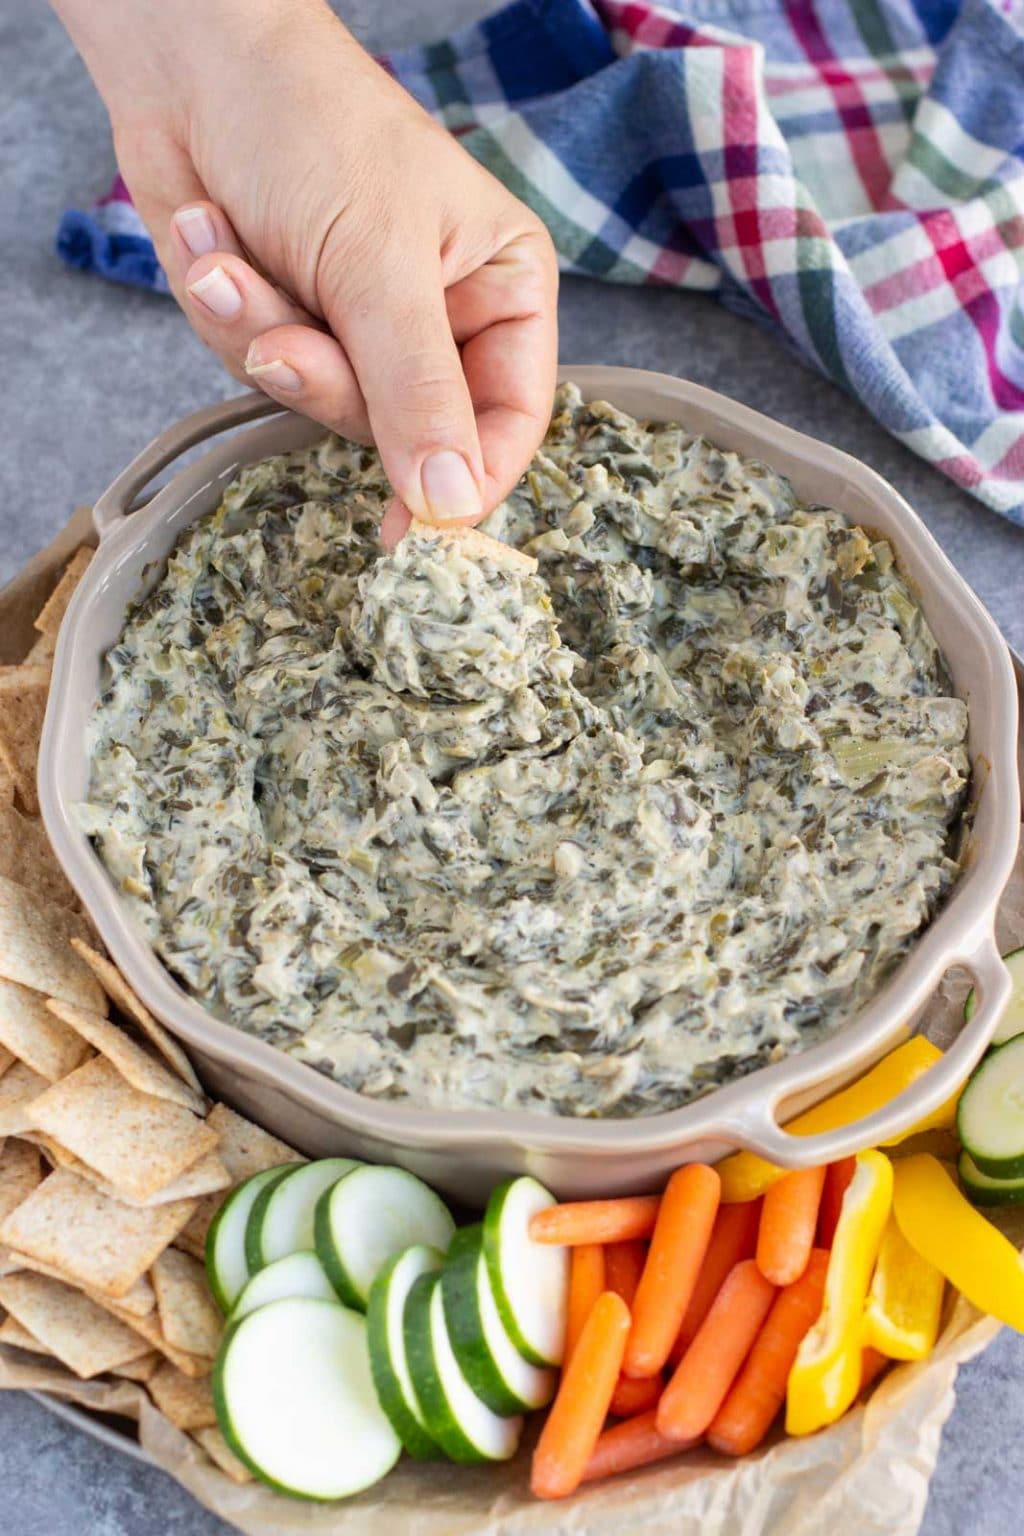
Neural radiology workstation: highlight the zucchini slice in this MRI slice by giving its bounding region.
[959,1150,1024,1207]
[213,1296,400,1500]
[245,1158,359,1274]
[366,1244,444,1460]
[403,1273,522,1465]
[965,946,1024,1046]
[441,1225,556,1415]
[230,1250,336,1323]
[482,1177,569,1368]
[315,1165,455,1310]
[205,1164,294,1314]
[957,1033,1024,1177]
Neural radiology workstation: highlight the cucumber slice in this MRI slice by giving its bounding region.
[441,1225,556,1415]
[230,1251,336,1323]
[213,1296,400,1500]
[482,1177,569,1368]
[245,1158,358,1274]
[367,1244,444,1460]
[957,1034,1024,1176]
[965,946,1024,1045]
[959,1149,1024,1206]
[403,1273,523,1465]
[205,1164,295,1314]
[315,1165,455,1310]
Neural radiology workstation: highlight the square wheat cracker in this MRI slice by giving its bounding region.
[146,1360,217,1429]
[114,1349,161,1382]
[0,1270,151,1378]
[151,1248,222,1358]
[45,997,205,1114]
[0,979,91,1081]
[91,1289,212,1376]
[192,1425,252,1483]
[0,804,79,910]
[27,1056,217,1203]
[0,1062,49,1135]
[68,940,203,1095]
[0,878,106,1012]
[38,1144,229,1210]
[175,1102,302,1253]
[10,1252,157,1317]
[0,1137,42,1223]
[0,1315,54,1355]
[0,1166,196,1298]
[33,546,93,639]
[0,664,50,815]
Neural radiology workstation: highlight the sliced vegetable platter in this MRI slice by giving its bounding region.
[191,981,1024,1508]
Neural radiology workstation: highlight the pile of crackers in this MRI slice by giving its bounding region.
[0,547,304,1482]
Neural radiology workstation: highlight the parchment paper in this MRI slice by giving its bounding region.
[1,517,1021,1536]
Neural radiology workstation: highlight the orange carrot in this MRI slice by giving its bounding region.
[657,1259,777,1442]
[531,1291,631,1500]
[529,1196,661,1246]
[623,1164,720,1379]
[756,1165,827,1286]
[582,1409,699,1485]
[669,1198,762,1363]
[817,1157,857,1247]
[860,1347,889,1395]
[609,1370,663,1419]
[565,1244,606,1364]
[605,1239,647,1309]
[706,1248,829,1456]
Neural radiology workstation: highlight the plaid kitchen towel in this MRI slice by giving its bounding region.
[57,0,1024,524]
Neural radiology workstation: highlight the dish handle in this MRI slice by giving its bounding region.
[718,929,1011,1168]
[92,392,284,539]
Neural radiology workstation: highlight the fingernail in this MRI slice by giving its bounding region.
[173,206,217,257]
[187,264,242,319]
[420,450,481,522]
[245,356,303,393]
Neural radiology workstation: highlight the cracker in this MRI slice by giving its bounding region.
[27,1056,218,1203]
[25,630,56,668]
[175,1102,302,1254]
[33,546,94,638]
[92,1290,212,1376]
[0,980,91,1082]
[0,665,50,815]
[192,1425,253,1483]
[8,1252,154,1317]
[146,1360,217,1430]
[47,1146,229,1211]
[408,517,538,574]
[45,998,205,1115]
[68,940,202,1095]
[0,1046,13,1079]
[0,1062,48,1134]
[0,1315,54,1355]
[0,1137,42,1224]
[0,757,13,805]
[0,1270,151,1379]
[0,1167,196,1299]
[113,1349,161,1382]
[0,804,79,911]
[151,1248,222,1359]
[0,878,106,1013]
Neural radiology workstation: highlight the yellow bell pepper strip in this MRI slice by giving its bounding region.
[863,1214,944,1360]
[785,1149,893,1436]
[892,1154,1024,1332]
[718,1038,959,1203]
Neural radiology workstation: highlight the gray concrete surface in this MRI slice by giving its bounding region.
[1,2,1023,1532]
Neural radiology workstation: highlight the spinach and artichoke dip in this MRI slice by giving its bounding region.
[82,385,969,1118]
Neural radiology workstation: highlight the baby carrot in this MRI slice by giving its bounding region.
[817,1158,857,1248]
[756,1165,827,1286]
[529,1196,661,1246]
[609,1370,663,1418]
[531,1291,631,1500]
[658,1259,777,1442]
[565,1244,606,1364]
[623,1163,720,1379]
[670,1198,761,1363]
[582,1409,699,1485]
[706,1248,829,1456]
[605,1239,647,1309]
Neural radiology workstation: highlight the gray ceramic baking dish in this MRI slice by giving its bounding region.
[39,367,1020,1203]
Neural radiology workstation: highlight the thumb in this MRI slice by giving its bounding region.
[324,249,485,528]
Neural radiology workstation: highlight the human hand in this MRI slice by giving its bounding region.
[53,0,559,542]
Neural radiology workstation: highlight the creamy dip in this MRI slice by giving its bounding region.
[82,385,969,1117]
